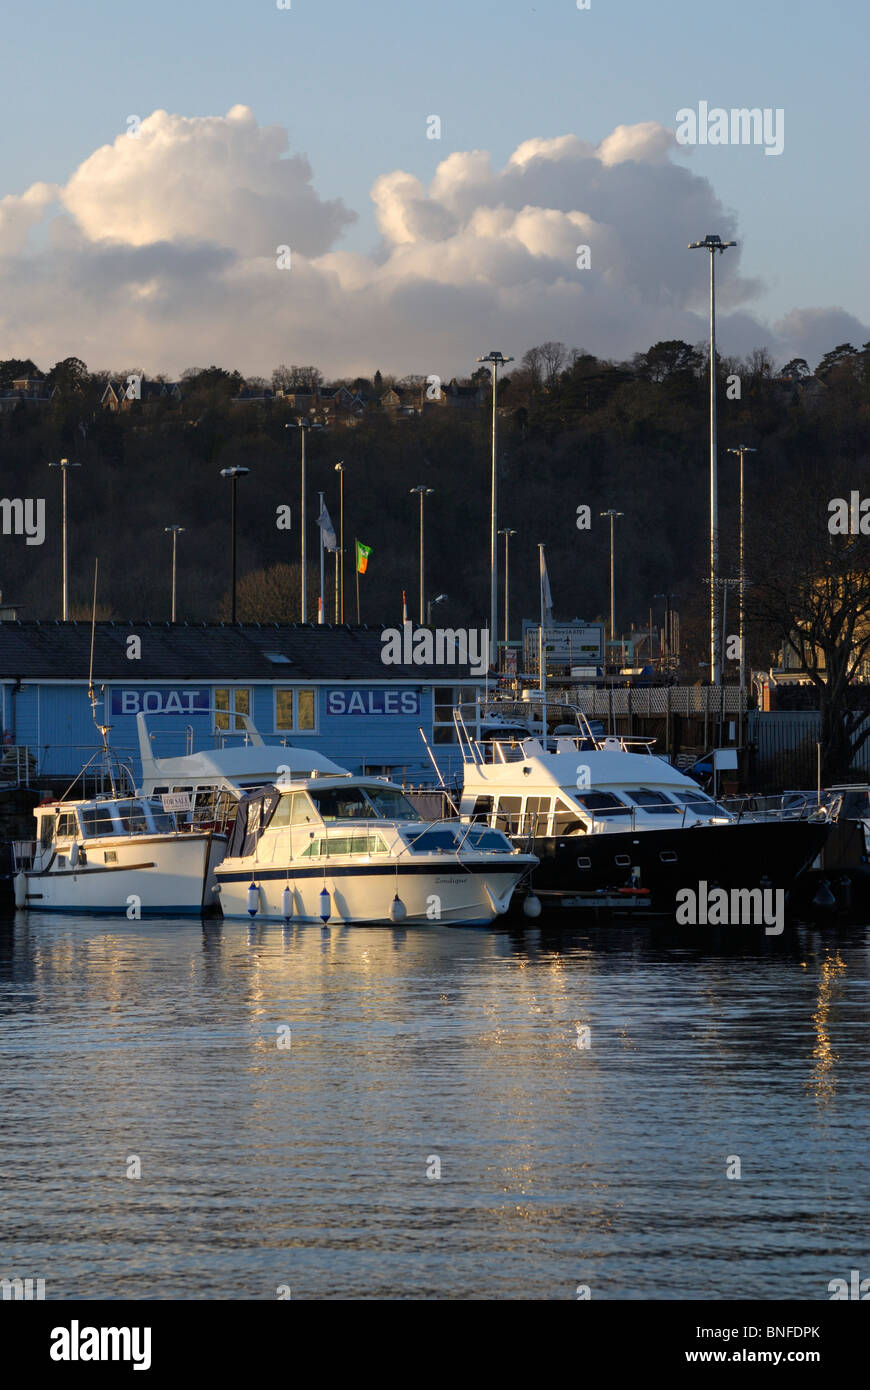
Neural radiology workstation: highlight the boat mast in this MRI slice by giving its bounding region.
[87,558,117,797]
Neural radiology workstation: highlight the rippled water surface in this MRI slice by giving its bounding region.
[1,913,868,1299]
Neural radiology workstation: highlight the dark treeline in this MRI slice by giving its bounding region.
[2,341,870,699]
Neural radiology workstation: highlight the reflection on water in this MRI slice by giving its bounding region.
[0,914,868,1300]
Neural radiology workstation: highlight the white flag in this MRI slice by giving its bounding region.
[540,546,553,618]
[317,500,337,551]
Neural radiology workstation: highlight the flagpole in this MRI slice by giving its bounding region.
[538,543,547,732]
[318,491,325,624]
[334,548,339,623]
[355,539,361,624]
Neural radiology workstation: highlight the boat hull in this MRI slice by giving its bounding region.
[24,833,226,916]
[518,818,831,915]
[216,861,532,925]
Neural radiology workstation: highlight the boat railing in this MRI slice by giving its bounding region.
[12,839,36,871]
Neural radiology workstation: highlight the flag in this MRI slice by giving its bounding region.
[539,546,553,619]
[317,500,337,551]
[356,540,372,574]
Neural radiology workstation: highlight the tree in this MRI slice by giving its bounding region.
[816,343,859,381]
[635,340,703,383]
[216,562,302,621]
[751,480,870,782]
[779,358,811,379]
[47,356,89,395]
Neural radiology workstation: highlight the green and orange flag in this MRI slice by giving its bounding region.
[355,540,372,574]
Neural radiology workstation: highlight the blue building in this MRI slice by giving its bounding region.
[0,622,489,787]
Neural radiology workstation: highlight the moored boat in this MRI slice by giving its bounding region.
[215,772,536,925]
[15,794,226,915]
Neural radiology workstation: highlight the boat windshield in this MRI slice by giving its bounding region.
[307,785,422,822]
[623,788,682,816]
[669,789,732,819]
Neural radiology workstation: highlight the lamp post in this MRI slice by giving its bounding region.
[334,461,345,622]
[600,510,624,658]
[409,485,434,624]
[48,458,81,620]
[219,467,249,622]
[286,418,312,621]
[689,233,737,686]
[478,350,514,666]
[427,592,448,625]
[498,527,517,658]
[164,526,185,622]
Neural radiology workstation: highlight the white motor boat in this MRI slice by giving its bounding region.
[453,707,831,914]
[14,794,227,915]
[215,772,537,925]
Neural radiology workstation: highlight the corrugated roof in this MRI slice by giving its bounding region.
[0,621,483,682]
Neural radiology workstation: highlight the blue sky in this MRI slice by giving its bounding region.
[1,0,867,374]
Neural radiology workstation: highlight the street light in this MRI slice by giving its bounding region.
[600,510,624,653]
[498,527,517,656]
[409,485,434,624]
[478,350,514,665]
[164,526,185,622]
[219,467,250,622]
[286,419,314,621]
[334,461,345,622]
[689,232,737,686]
[48,457,81,620]
[427,592,448,625]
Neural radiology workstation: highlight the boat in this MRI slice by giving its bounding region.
[452,705,832,915]
[214,770,537,924]
[14,792,226,915]
[136,710,346,822]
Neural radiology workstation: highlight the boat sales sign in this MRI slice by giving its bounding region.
[325,688,421,716]
[110,687,211,717]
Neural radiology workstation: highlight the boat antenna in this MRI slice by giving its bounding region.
[87,558,117,796]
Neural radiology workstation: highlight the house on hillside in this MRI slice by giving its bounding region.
[0,372,56,412]
[101,377,183,412]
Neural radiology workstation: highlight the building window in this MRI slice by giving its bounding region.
[275,687,317,732]
[433,685,482,743]
[214,688,252,731]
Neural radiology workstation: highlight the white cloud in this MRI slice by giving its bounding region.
[0,106,864,378]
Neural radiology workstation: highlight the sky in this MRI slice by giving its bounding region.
[1,0,867,379]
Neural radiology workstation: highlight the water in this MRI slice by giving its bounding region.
[1,913,868,1300]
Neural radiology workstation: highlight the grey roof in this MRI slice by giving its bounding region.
[0,621,483,682]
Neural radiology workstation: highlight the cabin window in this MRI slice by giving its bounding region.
[275,687,317,732]
[79,806,118,838]
[40,815,55,849]
[494,796,522,833]
[575,792,631,818]
[270,796,292,828]
[522,796,551,834]
[553,798,586,834]
[56,812,78,838]
[116,801,149,834]
[470,795,493,822]
[624,788,681,816]
[407,828,459,853]
[214,687,252,732]
[291,793,317,826]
